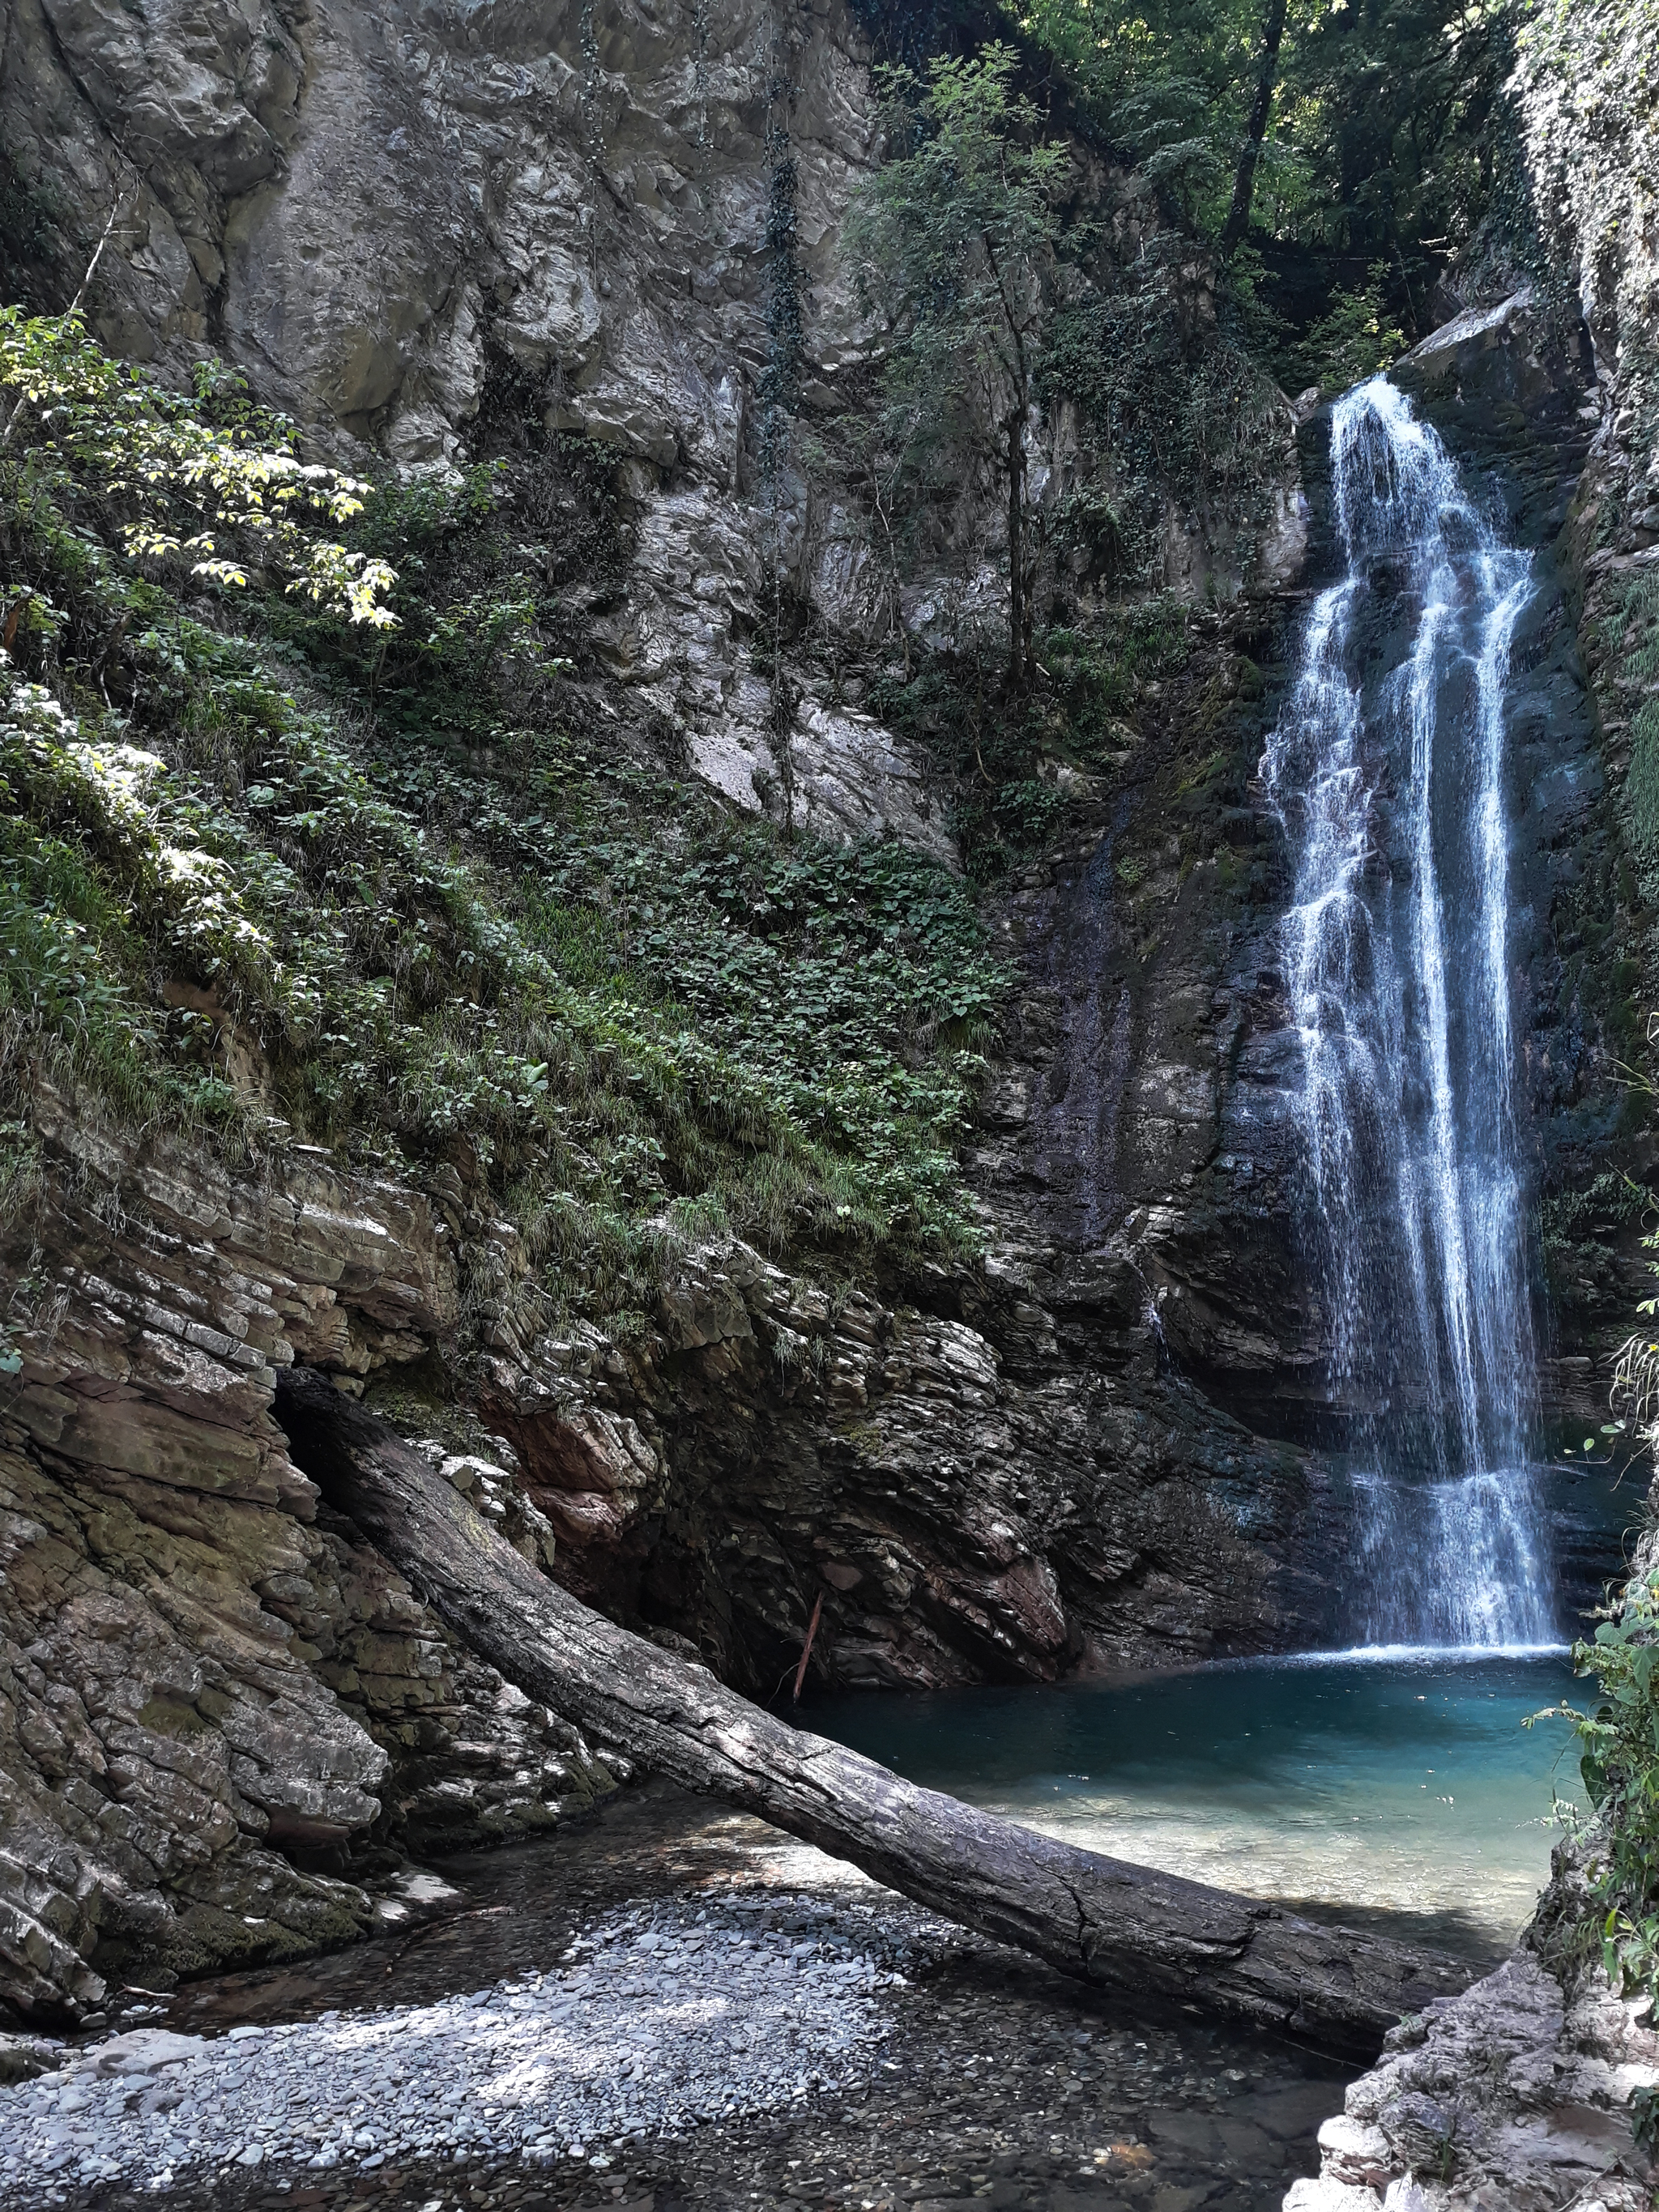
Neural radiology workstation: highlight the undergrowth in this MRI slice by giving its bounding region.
[0,313,1010,1310]
[1539,1218,1659,2151]
[869,602,1192,882]
[1546,1571,1659,2083]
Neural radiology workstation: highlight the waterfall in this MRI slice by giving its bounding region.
[1262,377,1555,1650]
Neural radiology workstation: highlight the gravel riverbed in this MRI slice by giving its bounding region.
[0,1784,1393,2212]
[2,1897,913,2197]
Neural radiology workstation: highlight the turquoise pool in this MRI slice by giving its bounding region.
[807,1652,1584,1953]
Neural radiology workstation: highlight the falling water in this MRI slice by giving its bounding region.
[1262,377,1555,1649]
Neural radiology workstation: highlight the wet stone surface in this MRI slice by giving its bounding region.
[8,1784,1352,2211]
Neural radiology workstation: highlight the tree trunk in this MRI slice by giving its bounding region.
[1220,0,1290,258]
[1006,405,1026,688]
[275,1369,1472,2058]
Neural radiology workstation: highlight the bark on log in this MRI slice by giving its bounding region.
[275,1368,1473,2056]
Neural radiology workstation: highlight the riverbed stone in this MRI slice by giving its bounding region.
[0,1785,1346,2212]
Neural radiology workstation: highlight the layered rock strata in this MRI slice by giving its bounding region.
[0,1092,622,2025]
[1,1053,1337,2021]
[0,0,1649,2056]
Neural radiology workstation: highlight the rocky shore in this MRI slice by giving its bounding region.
[1287,1938,1659,2212]
[0,1783,1350,2212]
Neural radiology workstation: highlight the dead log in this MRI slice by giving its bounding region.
[275,1368,1472,2056]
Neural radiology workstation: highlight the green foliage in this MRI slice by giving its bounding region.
[0,312,1008,1304]
[1012,0,1277,234]
[1034,608,1192,756]
[1283,263,1407,393]
[868,604,1192,881]
[1012,0,1514,346]
[1542,1574,1659,2023]
[1038,239,1290,583]
[0,310,398,624]
[1539,1170,1658,1319]
[1267,0,1512,266]
[849,42,1068,298]
[845,44,1065,673]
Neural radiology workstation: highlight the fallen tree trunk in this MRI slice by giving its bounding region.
[276,1368,1471,2056]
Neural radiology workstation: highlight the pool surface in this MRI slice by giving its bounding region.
[807,1652,1584,1954]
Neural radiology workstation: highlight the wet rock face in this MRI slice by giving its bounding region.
[473,1214,1338,1695]
[970,598,1333,1449]
[980,298,1623,1468]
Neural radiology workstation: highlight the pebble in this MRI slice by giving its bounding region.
[0,1898,911,2201]
[0,1786,1364,2212]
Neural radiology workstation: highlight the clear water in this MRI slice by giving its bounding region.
[1263,377,1552,1645]
[795,388,1632,1974]
[808,1654,1583,1953]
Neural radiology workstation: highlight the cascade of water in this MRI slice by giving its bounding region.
[1262,377,1555,1648]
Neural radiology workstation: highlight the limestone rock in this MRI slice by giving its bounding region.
[1286,1950,1659,2212]
[0,0,1306,859]
[0,1100,618,2023]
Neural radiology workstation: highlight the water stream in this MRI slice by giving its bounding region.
[816,388,1620,1945]
[1262,377,1555,1649]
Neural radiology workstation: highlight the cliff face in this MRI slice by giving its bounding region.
[1,1042,1337,2021]
[0,0,929,842]
[0,0,1647,2031]
[0,0,1302,833]
[1,1089,626,2026]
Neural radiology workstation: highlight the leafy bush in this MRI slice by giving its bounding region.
[0,310,1009,1308]
[1284,266,1407,394]
[1546,1575,1659,2014]
[0,309,397,624]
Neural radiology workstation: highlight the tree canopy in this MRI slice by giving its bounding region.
[846,45,1066,682]
[1008,0,1513,329]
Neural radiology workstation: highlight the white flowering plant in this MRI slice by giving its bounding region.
[0,310,398,627]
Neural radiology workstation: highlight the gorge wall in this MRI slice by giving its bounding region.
[1287,11,1659,2204]
[0,0,1653,2030]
